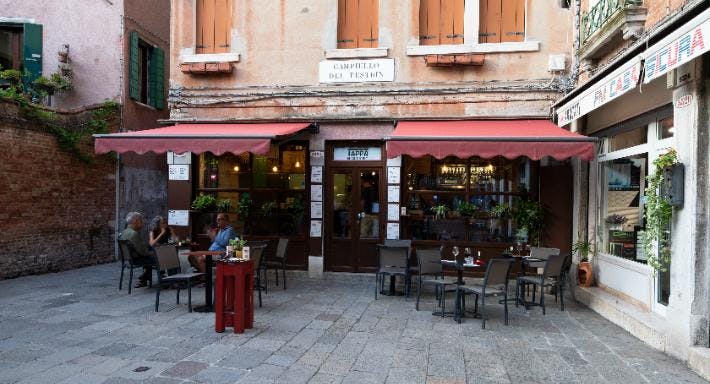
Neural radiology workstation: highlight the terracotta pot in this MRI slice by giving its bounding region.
[577,261,593,287]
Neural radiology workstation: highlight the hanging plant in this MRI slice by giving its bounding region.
[643,149,678,273]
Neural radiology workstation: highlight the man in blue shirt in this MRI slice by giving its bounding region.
[188,213,237,273]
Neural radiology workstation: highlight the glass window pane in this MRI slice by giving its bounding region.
[609,125,647,152]
[360,170,380,239]
[658,116,674,139]
[333,173,352,239]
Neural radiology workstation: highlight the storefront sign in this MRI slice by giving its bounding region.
[644,9,710,83]
[168,210,189,226]
[387,204,400,221]
[311,166,323,183]
[310,220,322,237]
[168,165,190,180]
[387,185,400,203]
[557,58,641,126]
[386,223,400,240]
[333,147,382,161]
[387,166,400,184]
[319,59,395,83]
[675,94,693,109]
[310,202,323,219]
[310,184,323,201]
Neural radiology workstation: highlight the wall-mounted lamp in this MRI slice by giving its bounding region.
[272,166,278,172]
[295,161,301,168]
[233,165,240,172]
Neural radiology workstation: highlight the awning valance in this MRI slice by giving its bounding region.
[385,120,596,161]
[94,123,312,155]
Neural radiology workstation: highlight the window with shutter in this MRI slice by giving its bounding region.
[22,23,42,80]
[419,0,464,45]
[129,32,165,110]
[479,0,525,43]
[196,0,232,54]
[337,0,379,49]
[0,25,24,71]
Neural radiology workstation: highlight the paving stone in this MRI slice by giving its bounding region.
[249,363,286,379]
[191,365,244,383]
[308,373,344,384]
[216,347,271,369]
[160,360,209,378]
[341,370,387,384]
[57,372,109,384]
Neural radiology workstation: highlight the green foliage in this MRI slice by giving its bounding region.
[643,149,677,273]
[228,238,247,251]
[236,194,253,219]
[490,203,512,219]
[191,193,217,212]
[512,198,545,246]
[261,201,277,217]
[456,201,478,217]
[433,204,448,220]
[572,238,595,262]
[216,199,232,213]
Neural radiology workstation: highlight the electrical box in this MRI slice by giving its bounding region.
[662,163,685,207]
[548,55,566,72]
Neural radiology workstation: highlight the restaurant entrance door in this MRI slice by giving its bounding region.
[325,166,384,272]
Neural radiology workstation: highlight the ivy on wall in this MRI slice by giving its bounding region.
[643,149,678,273]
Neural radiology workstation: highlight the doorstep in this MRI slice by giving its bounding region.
[688,347,710,381]
[573,285,666,351]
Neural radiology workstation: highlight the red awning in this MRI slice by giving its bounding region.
[94,123,312,155]
[385,120,596,161]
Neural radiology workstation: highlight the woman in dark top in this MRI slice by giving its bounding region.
[149,215,178,247]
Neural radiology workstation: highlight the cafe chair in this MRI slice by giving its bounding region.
[154,245,204,312]
[117,239,157,294]
[415,247,457,313]
[520,247,560,301]
[375,244,411,300]
[455,259,513,329]
[516,253,569,314]
[384,239,413,293]
[264,238,289,290]
[247,243,268,307]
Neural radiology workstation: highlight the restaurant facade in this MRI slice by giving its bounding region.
[555,0,710,377]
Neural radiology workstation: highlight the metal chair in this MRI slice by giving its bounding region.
[117,239,156,294]
[415,247,457,313]
[455,259,514,329]
[520,247,560,301]
[385,239,412,292]
[516,253,569,314]
[247,243,268,307]
[154,245,204,312]
[375,244,410,300]
[264,238,289,290]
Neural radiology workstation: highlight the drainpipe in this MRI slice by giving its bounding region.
[115,154,121,261]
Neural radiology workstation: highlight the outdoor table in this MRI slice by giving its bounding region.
[432,259,482,317]
[187,250,224,313]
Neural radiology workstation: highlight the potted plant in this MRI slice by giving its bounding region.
[191,193,217,212]
[216,198,232,213]
[432,204,448,220]
[572,238,594,287]
[456,201,478,220]
[228,238,247,258]
[604,214,627,231]
[236,194,253,234]
[512,198,545,246]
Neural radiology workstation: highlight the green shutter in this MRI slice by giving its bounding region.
[22,23,42,81]
[149,47,164,110]
[129,31,140,100]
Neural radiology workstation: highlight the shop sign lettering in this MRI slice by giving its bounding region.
[644,14,709,83]
[675,94,692,109]
[333,147,382,161]
[319,59,395,83]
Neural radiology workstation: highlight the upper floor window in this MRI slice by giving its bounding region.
[337,0,379,49]
[0,23,42,78]
[0,26,23,70]
[129,32,164,110]
[419,0,465,45]
[196,0,232,54]
[479,0,525,43]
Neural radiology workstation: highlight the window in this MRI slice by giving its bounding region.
[402,155,535,243]
[479,0,525,43]
[337,0,379,48]
[196,0,232,54]
[0,23,42,78]
[196,143,308,237]
[419,0,465,45]
[129,31,164,109]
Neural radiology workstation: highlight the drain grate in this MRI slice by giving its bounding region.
[133,366,151,372]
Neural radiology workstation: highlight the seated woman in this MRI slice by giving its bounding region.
[149,215,178,247]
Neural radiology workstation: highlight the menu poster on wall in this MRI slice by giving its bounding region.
[311,166,323,183]
[168,165,190,181]
[311,184,323,201]
[310,220,322,237]
[387,203,400,221]
[310,202,323,219]
[387,185,400,203]
[387,166,400,184]
[168,210,189,226]
[386,223,400,240]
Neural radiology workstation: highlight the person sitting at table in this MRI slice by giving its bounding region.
[188,213,237,273]
[148,215,178,247]
[118,212,155,288]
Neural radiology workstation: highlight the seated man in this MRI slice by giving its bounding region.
[118,212,155,288]
[188,213,237,273]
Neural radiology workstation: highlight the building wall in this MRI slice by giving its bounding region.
[0,102,117,279]
[170,0,574,121]
[0,0,124,109]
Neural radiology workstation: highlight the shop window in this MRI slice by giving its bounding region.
[129,31,164,109]
[479,0,525,43]
[419,0,465,45]
[658,116,674,140]
[608,125,647,152]
[337,0,379,48]
[0,23,42,79]
[402,155,535,243]
[196,0,232,54]
[196,143,308,237]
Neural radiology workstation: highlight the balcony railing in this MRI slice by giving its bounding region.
[580,0,644,46]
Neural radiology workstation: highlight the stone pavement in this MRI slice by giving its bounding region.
[0,263,706,384]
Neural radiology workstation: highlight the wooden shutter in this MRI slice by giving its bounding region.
[419,0,441,45]
[501,0,525,42]
[479,0,501,43]
[338,0,378,49]
[196,0,231,54]
[148,47,164,110]
[420,0,463,45]
[129,31,140,100]
[22,23,42,81]
[337,0,356,48]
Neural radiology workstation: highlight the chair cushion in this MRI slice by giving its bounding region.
[379,267,407,275]
[518,275,556,286]
[162,273,204,282]
[421,278,456,286]
[458,284,506,296]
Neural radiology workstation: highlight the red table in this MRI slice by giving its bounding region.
[214,259,254,333]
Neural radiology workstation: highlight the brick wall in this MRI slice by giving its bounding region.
[0,101,117,279]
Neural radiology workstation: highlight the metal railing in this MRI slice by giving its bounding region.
[580,0,643,45]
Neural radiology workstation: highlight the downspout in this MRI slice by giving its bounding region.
[114,10,126,261]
